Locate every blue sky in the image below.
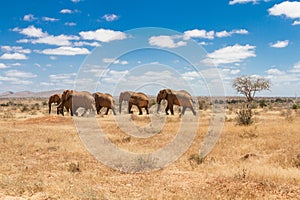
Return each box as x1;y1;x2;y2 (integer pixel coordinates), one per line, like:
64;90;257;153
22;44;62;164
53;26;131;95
0;0;300;96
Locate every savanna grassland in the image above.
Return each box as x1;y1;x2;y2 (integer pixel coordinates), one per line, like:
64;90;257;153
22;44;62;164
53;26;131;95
0;98;299;199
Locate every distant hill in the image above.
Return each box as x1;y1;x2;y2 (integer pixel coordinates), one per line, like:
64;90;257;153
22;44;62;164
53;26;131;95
0;90;64;98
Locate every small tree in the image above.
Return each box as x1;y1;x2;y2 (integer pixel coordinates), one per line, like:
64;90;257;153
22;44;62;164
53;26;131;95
232;75;270;125
233;76;270;103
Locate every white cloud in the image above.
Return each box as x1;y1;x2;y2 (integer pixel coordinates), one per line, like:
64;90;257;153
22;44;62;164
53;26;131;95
230;69;241;74
60;9;73;14
23;14;37;21
11;63;22;67
16;25;48;38
229;0;270;5
215;31;231;38
0;53;27;60
37;47;90;56
292;20;300;25
34;63;41;68
5;70;37;78
71;0;81;2
203;44;256;66
0;63;9;69
31;34;80;46
14;26;80;46
270;40;289;48
102;14;119;22
49;56;57;60
289;62;300;73
148;35;187;48
1;46;31;54
42;17;59;22
268;1;300;19
65;22;76;26
216;29;249;38
79;28;127;42
266;68;285;75
183;29;215;40
73;41;101;47
49;73;77;81
102;58;128;65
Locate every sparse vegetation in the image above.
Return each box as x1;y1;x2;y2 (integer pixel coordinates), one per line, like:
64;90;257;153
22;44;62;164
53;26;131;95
232;75;270;125
0;97;299;199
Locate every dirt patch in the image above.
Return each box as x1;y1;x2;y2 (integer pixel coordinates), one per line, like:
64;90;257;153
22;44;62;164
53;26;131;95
22;115;73;124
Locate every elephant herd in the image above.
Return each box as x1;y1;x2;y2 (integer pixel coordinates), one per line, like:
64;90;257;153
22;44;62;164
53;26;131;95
48;89;197;116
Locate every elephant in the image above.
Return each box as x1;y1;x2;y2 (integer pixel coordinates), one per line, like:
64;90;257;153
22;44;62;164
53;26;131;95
119;91;149;115
156;89;196;115
48;93;61;114
92;92;116;115
57;90;95;116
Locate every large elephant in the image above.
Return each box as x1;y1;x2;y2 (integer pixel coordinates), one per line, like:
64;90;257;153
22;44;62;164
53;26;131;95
156;89;196;115
119;91;149;115
48;93;61;114
92;92;116;115
57;90;95;116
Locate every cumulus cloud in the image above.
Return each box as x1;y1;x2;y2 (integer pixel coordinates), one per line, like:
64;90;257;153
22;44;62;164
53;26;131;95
184;28;248;40
0;53;28;60
23;14;37;21
148;35;187;48
266;68;285;75
31;35;80;46
292;20;300;25
15;25;47;38
183;29;215;40
268;1;300;19
79;28;127;42
37;47;90;56
270;40;289;48
0;63;9;69
102;14;119;22
14;26;80;46
1;46;31;54
203;44;256;66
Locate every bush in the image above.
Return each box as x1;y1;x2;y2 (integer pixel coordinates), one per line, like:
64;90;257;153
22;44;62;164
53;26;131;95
236;108;253;126
259;100;267;108
292;104;298;110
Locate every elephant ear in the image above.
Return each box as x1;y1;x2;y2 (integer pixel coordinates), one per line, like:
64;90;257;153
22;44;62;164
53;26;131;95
164;89;171;94
65;91;73;101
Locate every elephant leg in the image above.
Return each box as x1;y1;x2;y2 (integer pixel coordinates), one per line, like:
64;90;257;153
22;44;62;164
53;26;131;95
70;109;73;116
190;106;196;116
128;102;133;114
181;107;187;115
169;103;174;115
138;106;143;115
145;107;149;115
112;107;116;115
105;108;109;115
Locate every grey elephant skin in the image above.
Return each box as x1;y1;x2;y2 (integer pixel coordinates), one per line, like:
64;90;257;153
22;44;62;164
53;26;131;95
156;89;196;116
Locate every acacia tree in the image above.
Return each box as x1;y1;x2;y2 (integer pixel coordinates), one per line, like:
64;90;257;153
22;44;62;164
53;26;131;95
232;75;270;125
232;76;270;103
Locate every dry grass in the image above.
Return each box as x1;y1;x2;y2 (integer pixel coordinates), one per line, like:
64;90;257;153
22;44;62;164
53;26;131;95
0;99;299;199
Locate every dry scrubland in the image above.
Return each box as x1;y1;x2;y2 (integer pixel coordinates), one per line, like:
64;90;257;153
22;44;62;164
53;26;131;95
0;98;299;199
